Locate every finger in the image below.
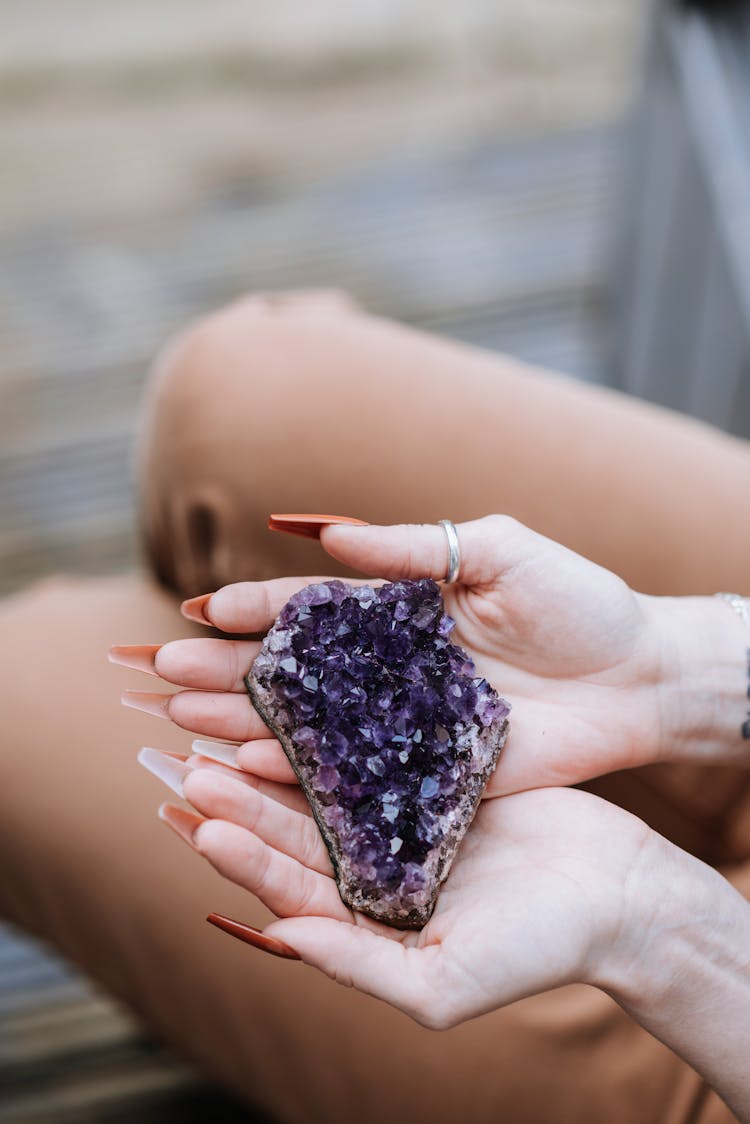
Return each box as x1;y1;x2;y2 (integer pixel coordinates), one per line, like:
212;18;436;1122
194;819;350;921
187;577;332;634
320;516;529;586
265;916;442;1025
187;755;311;816
167;690;271;741
154;639;260;692
192;738;298;784
236;739;297;783
183;769;332;875
187;574;376;634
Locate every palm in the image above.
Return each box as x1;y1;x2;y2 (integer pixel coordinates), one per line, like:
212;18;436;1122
179;766;648;1028
442;537;658;793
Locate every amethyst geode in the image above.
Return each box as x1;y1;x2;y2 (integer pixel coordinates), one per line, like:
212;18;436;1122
246;579;510;928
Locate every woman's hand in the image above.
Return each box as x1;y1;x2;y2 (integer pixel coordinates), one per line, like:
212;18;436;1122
116;516;747;794
159;762;656;1028
158;756;750;1122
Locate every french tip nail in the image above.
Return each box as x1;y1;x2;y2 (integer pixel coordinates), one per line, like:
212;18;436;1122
158;802;205;849
191;739;240;767
181;593;214;625
108;644;161;676
206;913;301;960
267;514;369;540
138;746;191;797
121;691;171;719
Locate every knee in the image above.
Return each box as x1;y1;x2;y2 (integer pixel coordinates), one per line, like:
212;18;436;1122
145;287;359;422
136;289;361;595
159;287;358;387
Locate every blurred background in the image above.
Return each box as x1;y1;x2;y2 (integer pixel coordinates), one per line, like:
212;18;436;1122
2;0;749;1119
0;0;641;599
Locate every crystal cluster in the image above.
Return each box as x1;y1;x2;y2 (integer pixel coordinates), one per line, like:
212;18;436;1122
246;579;510;928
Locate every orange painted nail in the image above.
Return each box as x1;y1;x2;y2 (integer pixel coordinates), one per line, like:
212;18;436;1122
158;803;206;851
108;644;161;676
206;912;301;960
268;514;368;540
181;593;214;625
121;691;172;719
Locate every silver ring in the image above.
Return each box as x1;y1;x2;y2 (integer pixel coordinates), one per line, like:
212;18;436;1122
438;519;461;583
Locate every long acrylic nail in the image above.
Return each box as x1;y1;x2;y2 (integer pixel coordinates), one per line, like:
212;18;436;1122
108;644;161;676
158;803;205;850
191;739;240;768
206;913;301;960
138;747;193;796
181;593;214;625
121;691;172;719
268;513;368;540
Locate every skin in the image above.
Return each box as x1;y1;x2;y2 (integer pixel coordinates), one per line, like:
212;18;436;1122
150;516;750;794
138;293;750;600
128;516;750;1120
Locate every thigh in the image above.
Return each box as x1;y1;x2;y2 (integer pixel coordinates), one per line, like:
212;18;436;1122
0;573;708;1124
138;292;750;599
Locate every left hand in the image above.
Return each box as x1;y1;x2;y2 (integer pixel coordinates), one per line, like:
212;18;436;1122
165;763;660;1029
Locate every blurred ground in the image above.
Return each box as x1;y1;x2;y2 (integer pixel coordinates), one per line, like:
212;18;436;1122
0;3;643;1120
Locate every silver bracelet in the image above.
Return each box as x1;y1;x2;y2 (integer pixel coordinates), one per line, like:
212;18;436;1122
715;592;750;628
715;592;750;739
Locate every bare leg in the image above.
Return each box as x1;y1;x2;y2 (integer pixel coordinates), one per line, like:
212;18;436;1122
0;575;727;1124
138;292;750;599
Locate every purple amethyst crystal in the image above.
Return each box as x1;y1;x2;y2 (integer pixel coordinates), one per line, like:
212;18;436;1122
246;579;510;929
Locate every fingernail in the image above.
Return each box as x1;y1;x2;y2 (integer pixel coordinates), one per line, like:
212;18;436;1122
108;644;161;676
206;912;301;960
268;514;368;540
191;739;239;768
158;803;205;850
121;691;172;719
138;747;194;796
181;593;214;625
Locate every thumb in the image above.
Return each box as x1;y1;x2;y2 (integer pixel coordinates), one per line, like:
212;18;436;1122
267;915;443;1026
320;515;527;586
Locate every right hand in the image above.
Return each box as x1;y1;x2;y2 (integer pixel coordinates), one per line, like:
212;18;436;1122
130;515;687;795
